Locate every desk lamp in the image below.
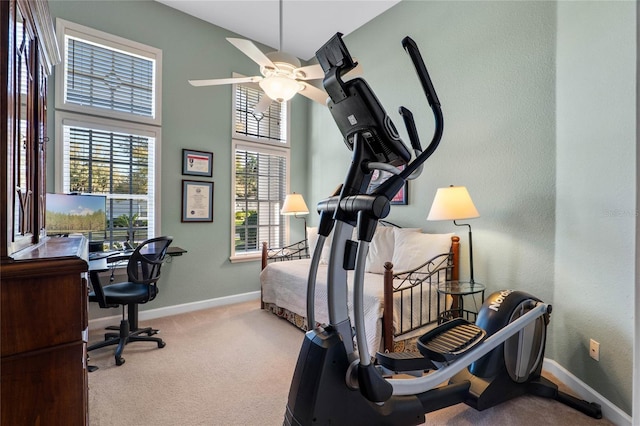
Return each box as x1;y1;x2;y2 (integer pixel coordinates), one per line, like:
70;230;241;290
427;185;480;284
281;193;309;246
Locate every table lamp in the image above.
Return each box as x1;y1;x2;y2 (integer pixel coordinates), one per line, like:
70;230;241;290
281;193;309;244
427;185;480;283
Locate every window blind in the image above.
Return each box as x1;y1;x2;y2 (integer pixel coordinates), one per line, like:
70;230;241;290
55;21;161;250
62;123;156;246
234;147;287;254
65;36;155;118
234;85;286;143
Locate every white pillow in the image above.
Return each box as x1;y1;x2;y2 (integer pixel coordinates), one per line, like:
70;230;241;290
392;231;454;274
362;226;422;273
363;226;396;274
307;226;333;264
307;227;319;258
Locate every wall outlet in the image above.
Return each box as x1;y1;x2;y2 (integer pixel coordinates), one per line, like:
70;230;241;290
589;338;600;361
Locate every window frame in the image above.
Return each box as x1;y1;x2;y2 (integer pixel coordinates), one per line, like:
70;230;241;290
231;74;290;149
230;80;291;262
53;19;162;248
54;18;163;126
54;111;162;241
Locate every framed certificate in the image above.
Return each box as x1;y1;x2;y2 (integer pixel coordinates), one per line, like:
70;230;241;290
181;180;214;222
182;149;213;177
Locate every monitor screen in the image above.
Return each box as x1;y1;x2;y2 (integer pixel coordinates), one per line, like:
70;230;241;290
45;193;107;240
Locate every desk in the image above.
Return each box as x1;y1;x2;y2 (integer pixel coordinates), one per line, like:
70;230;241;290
88;246;186;331
437;281;485;324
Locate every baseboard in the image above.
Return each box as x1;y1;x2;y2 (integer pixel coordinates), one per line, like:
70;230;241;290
543;358;632;425
88;291;261;330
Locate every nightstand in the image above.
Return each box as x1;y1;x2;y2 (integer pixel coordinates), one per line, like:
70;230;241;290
437;281;486;323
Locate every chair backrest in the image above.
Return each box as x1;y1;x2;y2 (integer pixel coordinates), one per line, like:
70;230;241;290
127;236;173;286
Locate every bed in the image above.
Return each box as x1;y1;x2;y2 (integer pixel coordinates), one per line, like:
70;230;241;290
260;226;460;353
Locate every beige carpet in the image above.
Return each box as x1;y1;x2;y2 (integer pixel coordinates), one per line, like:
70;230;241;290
87;300;612;425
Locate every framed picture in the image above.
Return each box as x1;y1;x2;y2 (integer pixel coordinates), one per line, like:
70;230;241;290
181;180;214;222
367;167;408;205
182;149;213;177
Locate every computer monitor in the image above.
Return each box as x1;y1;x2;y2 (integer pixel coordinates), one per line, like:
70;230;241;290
45;193;107;247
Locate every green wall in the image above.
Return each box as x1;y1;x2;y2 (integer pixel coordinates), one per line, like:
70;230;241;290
47;0;309;310
555;1;635;415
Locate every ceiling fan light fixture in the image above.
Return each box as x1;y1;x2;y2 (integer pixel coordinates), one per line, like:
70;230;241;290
259;75;301;102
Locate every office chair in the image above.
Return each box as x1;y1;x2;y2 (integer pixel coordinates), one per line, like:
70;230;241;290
88;236;173;366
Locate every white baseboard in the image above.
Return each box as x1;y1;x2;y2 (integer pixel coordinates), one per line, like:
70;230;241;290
88;291;261;330
543;358;632;425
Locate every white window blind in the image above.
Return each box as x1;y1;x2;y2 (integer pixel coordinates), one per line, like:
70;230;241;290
55;19;162;126
231;83;290;260
61;121;156;247
234;146;287;254
65;37;154;117
54;20;161;250
234;84;287;144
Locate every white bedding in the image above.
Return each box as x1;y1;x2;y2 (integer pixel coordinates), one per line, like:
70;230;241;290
260;258;441;352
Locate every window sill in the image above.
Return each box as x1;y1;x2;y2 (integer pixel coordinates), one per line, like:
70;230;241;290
229;253;261;264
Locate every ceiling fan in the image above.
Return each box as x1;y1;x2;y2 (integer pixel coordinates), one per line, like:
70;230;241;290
188;0;328;112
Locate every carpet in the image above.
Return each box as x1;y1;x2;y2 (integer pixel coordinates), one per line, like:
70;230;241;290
87;300;612;425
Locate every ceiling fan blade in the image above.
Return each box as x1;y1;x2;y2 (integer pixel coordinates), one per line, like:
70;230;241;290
227;38;276;69
293;63;324;80
292;61;362;81
298;82;329;105
252;94;273;115
189;76;262;87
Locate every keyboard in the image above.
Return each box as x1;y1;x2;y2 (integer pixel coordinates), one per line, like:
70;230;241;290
88;251;118;260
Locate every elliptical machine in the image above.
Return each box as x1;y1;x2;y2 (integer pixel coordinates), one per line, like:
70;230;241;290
284;33;602;425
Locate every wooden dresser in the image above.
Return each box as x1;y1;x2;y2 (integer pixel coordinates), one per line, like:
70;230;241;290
2;237;89;425
1;0;89;424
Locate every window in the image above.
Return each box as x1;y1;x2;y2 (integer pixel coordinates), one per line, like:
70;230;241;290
54;19;162;250
231;83;290;261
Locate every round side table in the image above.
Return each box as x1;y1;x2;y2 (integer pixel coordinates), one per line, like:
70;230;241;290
437;281;486;323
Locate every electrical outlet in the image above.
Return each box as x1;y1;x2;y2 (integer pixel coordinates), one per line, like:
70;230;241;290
589;339;600;361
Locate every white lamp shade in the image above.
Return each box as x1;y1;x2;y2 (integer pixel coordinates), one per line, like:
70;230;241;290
427;186;479;221
281;193;309;215
259;76;302;102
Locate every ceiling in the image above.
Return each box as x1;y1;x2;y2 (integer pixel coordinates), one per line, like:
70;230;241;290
155;0;401;61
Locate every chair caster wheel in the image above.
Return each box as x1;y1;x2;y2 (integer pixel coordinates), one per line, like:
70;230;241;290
158;341;166;348
116;357;125;366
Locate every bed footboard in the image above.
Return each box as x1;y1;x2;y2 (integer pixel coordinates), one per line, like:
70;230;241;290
382;235;460;352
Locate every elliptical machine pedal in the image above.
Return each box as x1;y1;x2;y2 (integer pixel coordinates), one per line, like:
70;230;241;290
418;318;486;363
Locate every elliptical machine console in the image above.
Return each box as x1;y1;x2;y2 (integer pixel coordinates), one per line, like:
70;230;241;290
284;33;602;426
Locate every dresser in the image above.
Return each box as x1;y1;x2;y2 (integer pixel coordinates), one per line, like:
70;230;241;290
2;237;89;425
1;0;89;424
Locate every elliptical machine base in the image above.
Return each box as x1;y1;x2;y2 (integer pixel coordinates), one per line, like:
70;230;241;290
285;326;426;426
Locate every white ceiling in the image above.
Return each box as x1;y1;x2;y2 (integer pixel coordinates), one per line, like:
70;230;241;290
155;0;401;61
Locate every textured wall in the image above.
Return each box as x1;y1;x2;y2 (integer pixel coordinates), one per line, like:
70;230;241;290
554;1;635;414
